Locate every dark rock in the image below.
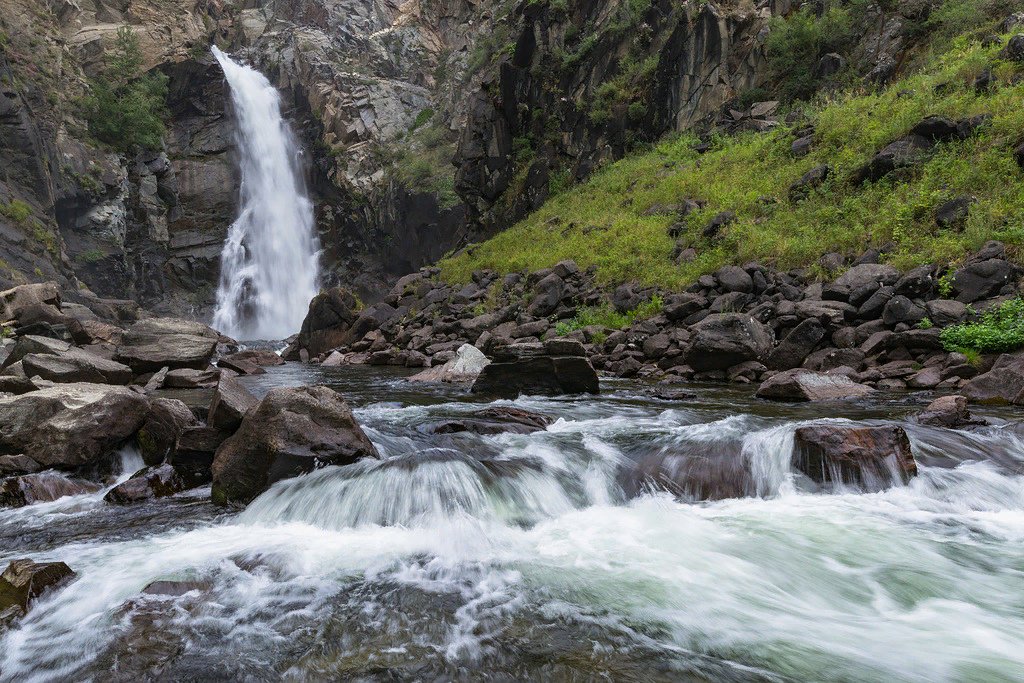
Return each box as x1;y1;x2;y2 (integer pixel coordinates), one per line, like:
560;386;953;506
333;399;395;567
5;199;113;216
207;375;258;432
791;135;814;157
702;210;735;239
916;395;986;428
544;338;587;357
104;464;187;504
792;425;917;488
936;195;974;230
115;318;219;373
471;355;600;398
727;361;765;383
882;296;926;326
0;559;75;618
815;52;846;78
857;286;895;320
212;386;380;505
171;426;232;486
1;471;101;508
716;265;753;293
999;34;1024;62
1014;141;1024;170
0;335;73;371
925;299;969;326
823;264;899;303
0;283;60;323
909;115;960;141
788;164;830;201
290;288;359;359
0;454;42;475
765;319;826;370
528;273;566;317
642;333;671;359
855;135;932;183
950;259;1019;303
892;265;935;299
684;313;773;371
962;353;1024;404
611;284;642;314
0;383;149;469
756;369;874;401
423;407;553;436
136;398;198;466
621;447;750;502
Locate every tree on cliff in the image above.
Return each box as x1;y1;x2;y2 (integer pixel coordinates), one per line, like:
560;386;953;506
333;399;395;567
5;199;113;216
80;26;168;152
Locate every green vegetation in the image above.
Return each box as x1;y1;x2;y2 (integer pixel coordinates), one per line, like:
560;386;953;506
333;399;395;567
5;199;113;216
555;295;663;335
393;118;459;209
0;199;31;223
941;298;1024;353
80;26;168;152
441;32;1024;288
76;248;106;264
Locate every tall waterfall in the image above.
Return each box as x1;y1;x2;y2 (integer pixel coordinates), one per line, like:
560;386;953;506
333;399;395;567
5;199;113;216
211;47;320;341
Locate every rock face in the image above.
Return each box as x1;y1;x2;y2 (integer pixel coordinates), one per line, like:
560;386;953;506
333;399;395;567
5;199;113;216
408;344;490;384
685;314;773;371
757;369;874;402
423;407;553;436
104;464;187;504
471;342;600;398
792;425;917;489
0;383;150;469
0;472;101;508
211;386;380;505
115;318;219;373
0;559;76;623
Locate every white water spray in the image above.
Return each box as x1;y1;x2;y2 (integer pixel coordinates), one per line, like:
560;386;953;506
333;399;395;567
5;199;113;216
211;47;320;341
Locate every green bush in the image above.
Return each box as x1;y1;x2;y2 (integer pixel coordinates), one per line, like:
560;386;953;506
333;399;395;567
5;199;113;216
765;4;857;102
80;26;168;152
0;199;31;223
555;295;663;335
941;298;1024;353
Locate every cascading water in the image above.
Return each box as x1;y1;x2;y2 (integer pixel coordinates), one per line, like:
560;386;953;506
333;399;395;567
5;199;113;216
210;47;320;341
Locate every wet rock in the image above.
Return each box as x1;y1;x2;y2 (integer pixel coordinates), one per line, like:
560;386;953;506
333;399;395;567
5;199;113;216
471;355;600;398
289;288;359;359
1;471;101;507
756;369;874;402
207;375;258;431
423;407;553;436
0;383;150;469
408;344;490;384
765;319;826;370
137;398;198;466
962;353;1024;404
104;464;187;505
622;447;751;501
216;356;265;376
792;425;917;488
916;395;986;428
684;313;773;372
212;386;380;505
0;559;76;620
21;348;133;385
171;426;231;486
116;318;219;373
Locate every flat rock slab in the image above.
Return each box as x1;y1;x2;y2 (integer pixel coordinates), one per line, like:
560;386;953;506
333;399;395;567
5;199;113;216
756;369;874;402
422;407;553;436
471;356;599;398
115;318;219;373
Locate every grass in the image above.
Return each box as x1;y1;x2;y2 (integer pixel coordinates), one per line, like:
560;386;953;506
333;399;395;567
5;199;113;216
941;297;1024;353
554;295;663;335
0;199;31;223
440;33;1024;288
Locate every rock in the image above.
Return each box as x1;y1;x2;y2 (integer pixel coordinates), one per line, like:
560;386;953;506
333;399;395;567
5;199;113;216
822;264;900;303
855;135;932;183
0;454;42;475
0;335;72;371
216;356;265;376
716;265;753;293
0;283;60;322
857;286;895;320
621;447;751;502
171;426;231;486
916;395;986;428
788;164;830;201
765;319;826;370
1;472;101;507
137;398;198;466
727;361;765;383
1015;140;1024;170
471;356;600;398
702;210;736;239
408;344;490;384
0;375;40;395
815;52;846;78
892;265;935;299
116;318;219;373
68;319;123;346
756;369;874;402
791;135;814;157
962;353;1024;404
21;348;133;385
291;288;360;359
211;386;380;505
684;313;773;371
909;115;961;141
906;366;942;389
0;559;75;619
925;299;969;327
935;195;974;230
207;375;258;431
529;273;568;317
950;259;1019;303
543;338;586;356
792;425;917;488
221;349;284;367
1000;34;1024;62
104;464;187;505
162;367;220;389
882;296;926;326
0;383;150;469
422;407;553;435
611;284;642;314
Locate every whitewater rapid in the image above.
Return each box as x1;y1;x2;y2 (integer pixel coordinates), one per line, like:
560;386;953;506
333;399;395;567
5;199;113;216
1;372;1023;682
211;47;320;341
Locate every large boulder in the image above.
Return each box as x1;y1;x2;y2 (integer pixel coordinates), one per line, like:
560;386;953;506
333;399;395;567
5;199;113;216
207;374;258;431
855;135;932;183
792;425;917;488
408;344;490;384
211;386;380;505
949;259;1019;303
21;348;133;385
684;314;773;371
0;283;60;322
171;426;232;486
0;559;76;623
1;472;101;508
0;383;150;469
104;464;187;505
470;342;599;398
0;335;72;371
136;398;199;466
764;319;826;370
115;318;219;373
916;395;986;429
290;288;359;359
962;353;1024;404
822;264;900;304
756;369;874;402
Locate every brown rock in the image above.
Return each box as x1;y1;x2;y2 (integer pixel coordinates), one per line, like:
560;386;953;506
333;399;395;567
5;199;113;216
104;464;187;504
756;369;874;402
793;425;917;488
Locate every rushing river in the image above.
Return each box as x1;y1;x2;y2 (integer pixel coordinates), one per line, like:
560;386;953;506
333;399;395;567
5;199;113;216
1;365;1023;682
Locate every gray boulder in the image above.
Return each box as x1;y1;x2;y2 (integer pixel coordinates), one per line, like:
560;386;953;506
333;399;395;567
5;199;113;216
962;353;1024;404
104;464;187;505
684;313;773;371
756;369;874;402
21;348;133;385
207;374;258;431
822;263;900;304
116;318;219;373
408;344;490;384
916;395;986;428
764;319;826;370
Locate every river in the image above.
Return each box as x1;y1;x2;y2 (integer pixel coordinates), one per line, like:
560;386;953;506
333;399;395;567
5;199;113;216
1;365;1023;682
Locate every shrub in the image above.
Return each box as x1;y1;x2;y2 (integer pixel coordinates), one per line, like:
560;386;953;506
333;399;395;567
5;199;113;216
0;199;31;223
941;298;1024;353
765;4;856;102
80;26;168;152
555;295;663;335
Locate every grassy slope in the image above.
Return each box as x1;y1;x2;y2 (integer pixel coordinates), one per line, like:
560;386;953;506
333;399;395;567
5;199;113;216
440;34;1024;288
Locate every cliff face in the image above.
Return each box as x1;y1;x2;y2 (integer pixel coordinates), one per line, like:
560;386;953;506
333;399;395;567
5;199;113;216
0;0;915;316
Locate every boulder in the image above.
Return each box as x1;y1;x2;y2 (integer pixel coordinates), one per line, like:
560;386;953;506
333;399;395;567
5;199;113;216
0;334;72;371
162;367;220;389
221;349;284;367
529;273;566;316
702;210;735;239
211;386;380;505
137;398;199;466
792;425;917;488
715;265;753;293
935;195;974;230
471;354;600;398
0;454;42;475
0;559;75;621
855;135;932;183
916;395;986;428
0;283;60;322
171;426;232;486
116;318;219;373
962;353;1024;404
925;299;969;327
1;472;101;507
764;319;826;370
756;369;874;401
68;318;123;346
288;287;360;359
1000;34;1024;62
822;264;900;304
21;348;133;385
788;164;831;201
882;296;926;326
207;374;258;431
422;407;553;436
621;447;751;502
408;344;490;384
216;356;265;376
950;259;1019;303
104;464;187;505
684;313;773;371
0;383;150;469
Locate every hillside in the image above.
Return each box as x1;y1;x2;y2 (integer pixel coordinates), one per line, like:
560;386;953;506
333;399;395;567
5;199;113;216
440;19;1024;289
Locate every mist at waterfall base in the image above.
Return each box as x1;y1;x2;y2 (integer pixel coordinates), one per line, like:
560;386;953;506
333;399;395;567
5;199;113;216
2;369;1023;682
211;47;320;342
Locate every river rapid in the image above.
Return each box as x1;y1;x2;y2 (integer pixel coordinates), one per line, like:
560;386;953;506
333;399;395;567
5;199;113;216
1;365;1023;682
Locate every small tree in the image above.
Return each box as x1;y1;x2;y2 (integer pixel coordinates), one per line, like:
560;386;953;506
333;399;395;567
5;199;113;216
81;26;168;152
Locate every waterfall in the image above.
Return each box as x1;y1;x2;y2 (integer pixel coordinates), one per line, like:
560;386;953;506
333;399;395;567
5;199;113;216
211;47;320;341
